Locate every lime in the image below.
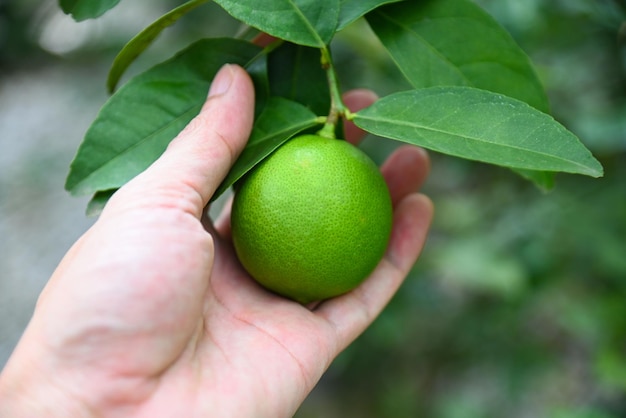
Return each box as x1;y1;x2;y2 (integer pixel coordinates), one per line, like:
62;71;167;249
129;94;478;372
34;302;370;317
231;134;392;304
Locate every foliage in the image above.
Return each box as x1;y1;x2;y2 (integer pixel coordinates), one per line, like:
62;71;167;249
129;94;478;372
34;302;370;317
60;0;603;212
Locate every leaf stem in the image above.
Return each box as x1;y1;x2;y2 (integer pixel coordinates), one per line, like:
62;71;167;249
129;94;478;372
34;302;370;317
317;47;347;139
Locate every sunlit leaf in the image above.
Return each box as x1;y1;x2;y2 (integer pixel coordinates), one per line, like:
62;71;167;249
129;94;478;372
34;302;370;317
354;87;603;177
59;0;121;21
212;97;321;201
367;0;550;112
213;0;340;47
107;0;209;93
65;38;261;196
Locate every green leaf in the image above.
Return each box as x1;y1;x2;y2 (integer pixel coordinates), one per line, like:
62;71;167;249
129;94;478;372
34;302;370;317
247;55;271;119
86;189;117;217
213;0;340;47
107;0;209;93
268;42;329;116
60;0;121;21
337;0;403;31
65;38;261;196
354;87;604;177
367;0;550;113
512;168;555;190
212;97;321;201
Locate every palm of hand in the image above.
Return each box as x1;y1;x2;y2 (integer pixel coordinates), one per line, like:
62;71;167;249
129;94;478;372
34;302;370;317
40;203;333;417
34;196;388;417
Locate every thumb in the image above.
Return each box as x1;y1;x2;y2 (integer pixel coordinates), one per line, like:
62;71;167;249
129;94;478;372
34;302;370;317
106;64;255;218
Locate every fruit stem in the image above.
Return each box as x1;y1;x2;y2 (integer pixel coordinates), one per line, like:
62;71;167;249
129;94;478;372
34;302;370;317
318;47;348;139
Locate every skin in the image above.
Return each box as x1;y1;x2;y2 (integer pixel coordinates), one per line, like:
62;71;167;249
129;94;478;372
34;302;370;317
0;64;433;418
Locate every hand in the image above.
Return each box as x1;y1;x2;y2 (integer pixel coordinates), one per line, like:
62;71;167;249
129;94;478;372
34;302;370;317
0;65;433;417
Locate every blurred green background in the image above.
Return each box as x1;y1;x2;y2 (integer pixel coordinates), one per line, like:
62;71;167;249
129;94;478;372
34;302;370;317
1;1;625;417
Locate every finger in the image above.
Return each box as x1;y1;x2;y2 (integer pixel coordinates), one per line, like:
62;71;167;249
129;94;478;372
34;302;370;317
315;193;434;352
106;65;255;219
342;89;378;145
381;145;431;206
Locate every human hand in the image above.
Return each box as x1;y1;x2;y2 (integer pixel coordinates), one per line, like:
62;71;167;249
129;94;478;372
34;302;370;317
0;65;433;417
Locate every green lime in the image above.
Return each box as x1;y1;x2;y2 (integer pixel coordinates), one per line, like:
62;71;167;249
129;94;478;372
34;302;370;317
231;134;392;304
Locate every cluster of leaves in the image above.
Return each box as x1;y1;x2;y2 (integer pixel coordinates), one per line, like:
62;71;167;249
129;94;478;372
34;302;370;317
59;0;603;215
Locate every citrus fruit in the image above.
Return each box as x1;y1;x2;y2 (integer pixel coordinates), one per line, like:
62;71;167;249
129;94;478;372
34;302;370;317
231;134;393;304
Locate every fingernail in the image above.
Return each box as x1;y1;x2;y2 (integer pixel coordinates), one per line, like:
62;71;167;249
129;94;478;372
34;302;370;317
208;64;234;97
